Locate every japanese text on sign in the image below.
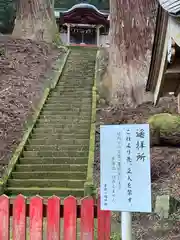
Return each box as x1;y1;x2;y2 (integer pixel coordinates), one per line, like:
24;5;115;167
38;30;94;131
100;124;151;213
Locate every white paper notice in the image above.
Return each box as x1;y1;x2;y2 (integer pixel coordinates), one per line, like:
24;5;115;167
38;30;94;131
100;124;152;213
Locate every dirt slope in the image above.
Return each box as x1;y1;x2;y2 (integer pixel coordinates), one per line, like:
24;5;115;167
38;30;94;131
0;36;64;176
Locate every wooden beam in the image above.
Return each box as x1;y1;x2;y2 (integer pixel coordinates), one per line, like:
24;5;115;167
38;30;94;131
146;6;169;92
154;19;169;104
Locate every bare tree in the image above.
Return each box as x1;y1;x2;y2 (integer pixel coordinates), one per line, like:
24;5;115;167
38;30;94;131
13;0;60;43
108;0;157;108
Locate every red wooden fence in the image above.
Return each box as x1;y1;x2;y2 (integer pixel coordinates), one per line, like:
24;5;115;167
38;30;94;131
0;195;111;240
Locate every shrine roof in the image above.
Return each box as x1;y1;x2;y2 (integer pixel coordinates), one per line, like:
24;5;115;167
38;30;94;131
158;0;180;16
57;3;109;25
63;3;108;15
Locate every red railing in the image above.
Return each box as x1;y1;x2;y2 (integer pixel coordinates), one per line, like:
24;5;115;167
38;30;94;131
0;195;111;240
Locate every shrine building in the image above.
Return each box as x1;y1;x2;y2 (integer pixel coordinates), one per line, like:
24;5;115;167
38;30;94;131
54;3;109;46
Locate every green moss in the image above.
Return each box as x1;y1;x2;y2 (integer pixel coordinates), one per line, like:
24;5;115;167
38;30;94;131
84;64;97;196
148;113;180;133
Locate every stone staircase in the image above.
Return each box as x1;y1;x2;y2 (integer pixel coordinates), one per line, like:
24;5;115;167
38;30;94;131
5;47;96;197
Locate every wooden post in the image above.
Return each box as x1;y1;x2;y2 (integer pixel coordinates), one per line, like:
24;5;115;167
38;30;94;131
178;94;180;113
96;25;100;46
67;24;70;45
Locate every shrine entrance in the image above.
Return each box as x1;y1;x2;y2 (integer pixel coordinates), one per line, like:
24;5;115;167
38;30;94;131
70;26;96;45
58;3;109;46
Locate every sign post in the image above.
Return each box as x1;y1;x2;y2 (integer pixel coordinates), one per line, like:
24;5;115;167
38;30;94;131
100;124;151;239
121;212;132;240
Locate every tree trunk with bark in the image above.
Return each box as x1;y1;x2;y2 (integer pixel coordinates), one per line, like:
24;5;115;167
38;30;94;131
13;0;60;43
108;0;158;108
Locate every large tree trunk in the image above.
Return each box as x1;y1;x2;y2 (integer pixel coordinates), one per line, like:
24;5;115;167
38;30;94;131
108;0;158;108
13;0;60;43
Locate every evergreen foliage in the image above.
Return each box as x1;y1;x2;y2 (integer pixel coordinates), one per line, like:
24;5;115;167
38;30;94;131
0;0;15;33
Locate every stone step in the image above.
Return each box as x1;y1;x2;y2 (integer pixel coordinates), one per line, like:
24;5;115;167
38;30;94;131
37;115;90;121
5;187;84;197
49;91;92;97
40;111;91;116
37;117;90;122
15;164;87;172
56;86;92;90
41;107;91;113
23;150;88;158
36;118;90;124
59;75;93;79
25;145;89;152
45;99;92;105
11;171;86;180
32;127;90;134
53;87;92;92
42;105;91;111
44;103;91;107
46;97;92;102
28;138;89;145
46;100;92;106
34;123;90;129
30;132;89;139
7;179;85;189
19;157;87;165
58;81;93;85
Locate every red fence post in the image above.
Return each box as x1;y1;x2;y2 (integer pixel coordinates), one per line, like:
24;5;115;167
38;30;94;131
47;196;60;240
0;195;9;240
81;197;94;240
0;194;112;240
29;196;43;240
13;194;26;240
97;198;111;240
64;196;77;240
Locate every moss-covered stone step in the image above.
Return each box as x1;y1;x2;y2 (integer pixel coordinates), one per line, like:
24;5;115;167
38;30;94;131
59;79;93;83
7;179;85;188
35;119;90;125
41;109;91;115
46;99;92;105
25;145;89;151
23;150;88;158
15;164;87;172
19;157;87;165
11;171;86;179
49;92;92;97
46;101;91;106
45;101;91;106
37;117;90;122
53;88;92;93
37;115;90;121
34;123;90;130
49;89;92;94
30;133;89;139
42;106;91;111
39;111;91;117
6;187;84;197
28;138;89;145
33;127;90;134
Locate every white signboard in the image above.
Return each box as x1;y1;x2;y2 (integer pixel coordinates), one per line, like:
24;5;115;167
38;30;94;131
100;124;152;213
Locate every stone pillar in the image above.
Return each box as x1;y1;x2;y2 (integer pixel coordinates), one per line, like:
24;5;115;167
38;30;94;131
96;25;100;46
67;24;70;45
